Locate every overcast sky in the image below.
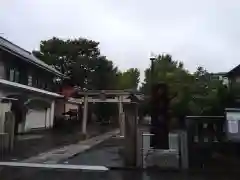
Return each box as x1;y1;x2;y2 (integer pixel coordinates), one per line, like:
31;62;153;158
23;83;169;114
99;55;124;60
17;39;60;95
1;0;240;80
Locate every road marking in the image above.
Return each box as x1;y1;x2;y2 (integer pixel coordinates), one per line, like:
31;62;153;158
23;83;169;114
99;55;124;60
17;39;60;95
0;162;108;171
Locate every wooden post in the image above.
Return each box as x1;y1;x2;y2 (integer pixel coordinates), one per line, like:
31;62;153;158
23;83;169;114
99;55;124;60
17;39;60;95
82;95;88;135
123;103;138;167
4;112;15;151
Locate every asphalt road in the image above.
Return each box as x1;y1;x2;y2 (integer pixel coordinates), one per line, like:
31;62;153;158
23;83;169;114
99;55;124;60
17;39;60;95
60;137;124;167
1;166;239;180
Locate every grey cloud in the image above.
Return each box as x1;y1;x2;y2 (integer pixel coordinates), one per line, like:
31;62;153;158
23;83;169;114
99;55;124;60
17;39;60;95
1;0;240;81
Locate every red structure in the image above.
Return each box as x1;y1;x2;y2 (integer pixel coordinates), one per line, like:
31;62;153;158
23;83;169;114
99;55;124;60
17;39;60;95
61;85;76;98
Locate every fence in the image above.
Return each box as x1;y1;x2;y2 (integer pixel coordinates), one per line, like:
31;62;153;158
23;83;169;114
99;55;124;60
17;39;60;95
134;116;227;170
185;116;226;168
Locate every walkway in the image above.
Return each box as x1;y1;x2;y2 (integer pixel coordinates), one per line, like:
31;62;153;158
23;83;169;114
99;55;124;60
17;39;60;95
1;124;116;161
23;129;119;163
60;136;124;167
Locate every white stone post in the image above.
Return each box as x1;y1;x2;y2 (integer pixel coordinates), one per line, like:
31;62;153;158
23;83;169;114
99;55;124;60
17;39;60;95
179;130;189;169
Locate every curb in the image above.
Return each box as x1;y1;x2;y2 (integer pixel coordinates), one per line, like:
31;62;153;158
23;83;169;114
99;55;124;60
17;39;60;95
108;166;181;172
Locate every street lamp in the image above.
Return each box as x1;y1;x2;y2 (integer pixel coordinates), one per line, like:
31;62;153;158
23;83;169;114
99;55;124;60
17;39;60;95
150;53;156;86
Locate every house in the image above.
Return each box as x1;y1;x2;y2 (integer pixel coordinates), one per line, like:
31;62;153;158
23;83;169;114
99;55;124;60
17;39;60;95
210;72;229;86
227;65;240;84
221;64;240;107
0;36;64;133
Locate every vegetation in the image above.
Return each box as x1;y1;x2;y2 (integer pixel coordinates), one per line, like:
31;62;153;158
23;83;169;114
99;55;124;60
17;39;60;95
33;37;140;90
34;37;230;122
140;54;230;118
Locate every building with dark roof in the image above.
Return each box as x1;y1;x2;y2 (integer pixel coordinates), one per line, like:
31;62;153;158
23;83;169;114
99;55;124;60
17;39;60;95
0;36;64;133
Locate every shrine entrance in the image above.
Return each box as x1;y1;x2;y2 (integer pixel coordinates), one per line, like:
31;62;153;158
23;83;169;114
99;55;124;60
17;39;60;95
69;90;143;137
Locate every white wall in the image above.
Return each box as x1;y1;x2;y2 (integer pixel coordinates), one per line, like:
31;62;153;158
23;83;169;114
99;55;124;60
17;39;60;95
65;103;78;112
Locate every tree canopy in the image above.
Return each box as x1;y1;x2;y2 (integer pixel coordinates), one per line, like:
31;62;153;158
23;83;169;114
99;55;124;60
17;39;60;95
140;54;229;117
34;37;230;118
33;37;139;90
117;68;140;90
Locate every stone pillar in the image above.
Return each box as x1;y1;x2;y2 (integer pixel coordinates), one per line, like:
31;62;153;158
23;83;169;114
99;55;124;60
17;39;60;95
136;128;144;168
82;95;88;135
150;83;169;149
123;103;138;167
118;96;124;136
179;130;189;169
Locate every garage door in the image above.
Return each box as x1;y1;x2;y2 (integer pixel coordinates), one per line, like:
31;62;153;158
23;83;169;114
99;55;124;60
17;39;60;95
25;109;46;130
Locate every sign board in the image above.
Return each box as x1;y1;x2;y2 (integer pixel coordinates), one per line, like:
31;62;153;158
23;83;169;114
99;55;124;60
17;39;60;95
226;109;240;142
226;112;240;134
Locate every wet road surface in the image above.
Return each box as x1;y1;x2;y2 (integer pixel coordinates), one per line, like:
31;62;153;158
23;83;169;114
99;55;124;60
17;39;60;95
60;137;124;167
0;166;239;180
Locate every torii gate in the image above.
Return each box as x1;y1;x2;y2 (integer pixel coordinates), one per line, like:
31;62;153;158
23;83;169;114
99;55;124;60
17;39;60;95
68;90;143;137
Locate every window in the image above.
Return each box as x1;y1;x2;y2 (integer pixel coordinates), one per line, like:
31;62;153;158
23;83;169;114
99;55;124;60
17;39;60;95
28;75;32;86
15;70;19;83
236;77;240;83
9;69;14;81
9;68;20;83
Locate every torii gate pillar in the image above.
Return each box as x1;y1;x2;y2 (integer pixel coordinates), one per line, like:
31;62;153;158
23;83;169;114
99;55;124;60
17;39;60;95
118;95;125;137
82;95;88;135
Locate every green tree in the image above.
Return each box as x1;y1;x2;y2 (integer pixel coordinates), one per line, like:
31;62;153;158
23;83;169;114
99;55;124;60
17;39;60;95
34;37;141;124
141;54;193;116
140;54;229;119
117;68;140;90
190;67;229;115
33;37;118;90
